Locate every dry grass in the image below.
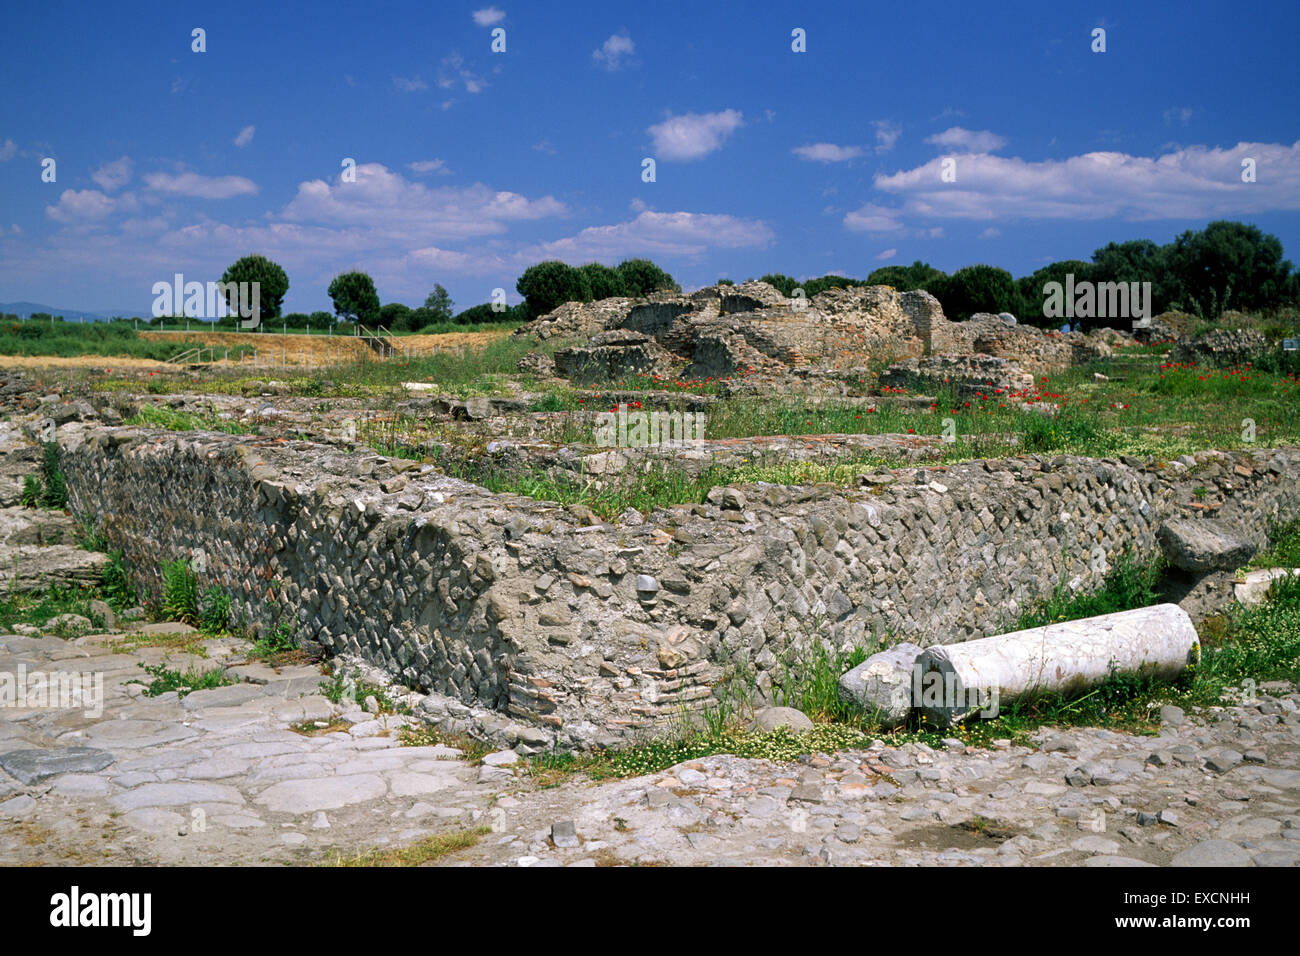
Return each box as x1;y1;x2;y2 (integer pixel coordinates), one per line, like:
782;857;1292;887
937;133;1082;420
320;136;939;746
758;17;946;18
320;826;491;867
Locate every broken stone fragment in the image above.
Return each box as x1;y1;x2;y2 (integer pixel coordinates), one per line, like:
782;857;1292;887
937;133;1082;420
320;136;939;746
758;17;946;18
1157;517;1256;572
836;643;923;728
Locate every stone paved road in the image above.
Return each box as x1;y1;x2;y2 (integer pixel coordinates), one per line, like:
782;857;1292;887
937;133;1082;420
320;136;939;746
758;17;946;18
2;630;1298;866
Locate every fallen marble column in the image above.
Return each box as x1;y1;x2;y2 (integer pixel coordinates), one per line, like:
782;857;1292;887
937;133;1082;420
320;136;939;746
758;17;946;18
915;604;1201;727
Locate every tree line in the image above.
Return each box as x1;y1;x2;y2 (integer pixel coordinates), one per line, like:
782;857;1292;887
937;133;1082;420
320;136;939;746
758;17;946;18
8;220;1291;334
758;221;1299;330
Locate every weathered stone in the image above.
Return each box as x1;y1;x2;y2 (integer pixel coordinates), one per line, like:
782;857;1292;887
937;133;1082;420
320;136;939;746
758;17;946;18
1157;518;1256;572
837;643;922;727
748;707;814;734
0;747;116;784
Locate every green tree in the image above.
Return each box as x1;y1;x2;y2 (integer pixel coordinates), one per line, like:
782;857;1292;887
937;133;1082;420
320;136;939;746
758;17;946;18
759;273;799;297
865;260;945;291
1163;221;1293;317
327;271;381;325
802;274;864;297
925;264;1017;321
1089;240;1174;315
516;261;591;319
616;258;679;297
379;302;413;332
422;284;454;323
1014;260;1096;328
576;263;627;301
308;310;335;331
220;254;289;320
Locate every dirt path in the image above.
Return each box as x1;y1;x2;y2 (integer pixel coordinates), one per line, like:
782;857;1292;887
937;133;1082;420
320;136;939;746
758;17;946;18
0;329;509;371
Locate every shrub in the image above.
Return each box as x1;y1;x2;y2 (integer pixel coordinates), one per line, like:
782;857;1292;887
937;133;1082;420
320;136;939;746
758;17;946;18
759;273;799;297
161;559;199;625
199;586;231;634
101;550;137;610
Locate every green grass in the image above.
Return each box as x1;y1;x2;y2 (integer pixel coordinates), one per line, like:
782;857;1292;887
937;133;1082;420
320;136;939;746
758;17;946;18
1014;550;1164;630
0;318;211;360
770;640;870;726
125;403;257;435
0;583;104;634
130;660;232;699
248;618;298;658
319;672;411;715
1250;518;1300;570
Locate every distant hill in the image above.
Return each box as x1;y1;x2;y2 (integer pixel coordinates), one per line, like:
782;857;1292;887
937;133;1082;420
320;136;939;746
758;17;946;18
0;301;152;322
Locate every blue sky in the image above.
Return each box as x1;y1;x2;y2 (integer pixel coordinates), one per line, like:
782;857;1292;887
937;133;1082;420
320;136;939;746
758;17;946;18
1;0;1297;316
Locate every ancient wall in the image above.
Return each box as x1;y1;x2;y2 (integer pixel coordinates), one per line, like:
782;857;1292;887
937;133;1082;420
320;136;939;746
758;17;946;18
59;423;1300;749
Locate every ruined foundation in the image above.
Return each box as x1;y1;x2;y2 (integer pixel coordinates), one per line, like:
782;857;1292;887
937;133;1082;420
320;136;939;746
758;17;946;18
58;423;1300;749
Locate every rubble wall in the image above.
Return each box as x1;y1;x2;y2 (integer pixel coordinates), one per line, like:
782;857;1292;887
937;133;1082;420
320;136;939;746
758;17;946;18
59;425;1300;748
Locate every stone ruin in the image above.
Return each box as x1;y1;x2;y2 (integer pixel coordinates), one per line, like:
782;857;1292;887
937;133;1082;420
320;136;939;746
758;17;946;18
55;421;1300;751
516;280;1128;392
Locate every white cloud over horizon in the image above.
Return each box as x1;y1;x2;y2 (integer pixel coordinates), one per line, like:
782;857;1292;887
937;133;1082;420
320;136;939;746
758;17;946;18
873;140;1300;221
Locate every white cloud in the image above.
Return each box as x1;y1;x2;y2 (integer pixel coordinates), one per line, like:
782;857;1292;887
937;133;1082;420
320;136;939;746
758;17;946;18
143;171;257;199
526;209;774;261
472;7;505;26
407;159;451;175
1164;107;1194;126
46;189;116;223
876;248;898;261
647;110;743;161
793;143;863;163
874;121;902;153
439;53;485;95
0;139;17;161
593;32;635;70
279;163;565;240
91;156;133;192
979;227;1001;238
843;203;903;233
393;75;428;93
925;127;1007;153
234;125;256;147
874;141;1300;221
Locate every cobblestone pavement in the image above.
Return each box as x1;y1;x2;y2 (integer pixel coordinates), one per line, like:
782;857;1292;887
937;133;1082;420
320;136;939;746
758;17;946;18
2;629;1297;867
